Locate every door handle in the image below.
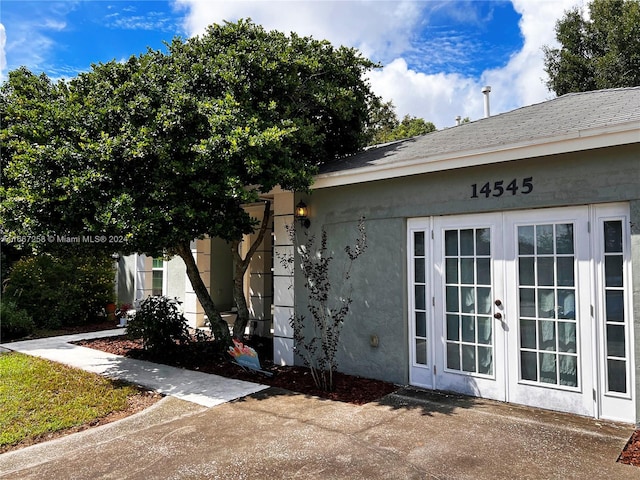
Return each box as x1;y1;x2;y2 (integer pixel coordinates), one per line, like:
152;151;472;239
494;312;502;320
495;299;502;307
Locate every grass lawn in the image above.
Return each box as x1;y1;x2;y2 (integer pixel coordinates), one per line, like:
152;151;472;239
0;352;140;450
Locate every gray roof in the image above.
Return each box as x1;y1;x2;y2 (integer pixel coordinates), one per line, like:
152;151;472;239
320;87;640;176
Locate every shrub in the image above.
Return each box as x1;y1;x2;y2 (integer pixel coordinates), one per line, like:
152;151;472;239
3;254;115;329
0;300;35;341
126;296;191;354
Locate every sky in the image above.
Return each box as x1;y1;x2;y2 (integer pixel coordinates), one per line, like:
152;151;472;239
1;0;587;128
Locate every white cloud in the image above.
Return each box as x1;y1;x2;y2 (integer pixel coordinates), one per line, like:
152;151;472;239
173;0;584;128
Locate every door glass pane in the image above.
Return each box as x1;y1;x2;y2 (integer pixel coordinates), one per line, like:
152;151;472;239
476;228;491;255
602;220;627;394
518;226;534;254
519;257;535;285
415;339;427;365
414;231;425;256
415;258;425;283
605;256;623;287
518;222;578;388
460;229;474;255
477;258;490;285
605;291;624;322
415;285;426;311
415;312;426;338
555;224;574;254
604;221;623;253
536;225;554;254
537;257;554;286
443;227;493;376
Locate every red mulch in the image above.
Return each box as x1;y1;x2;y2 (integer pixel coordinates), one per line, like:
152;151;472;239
74;334;398;405
619;430;640;466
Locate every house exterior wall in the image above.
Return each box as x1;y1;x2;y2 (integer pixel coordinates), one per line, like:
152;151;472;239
297;144;639;387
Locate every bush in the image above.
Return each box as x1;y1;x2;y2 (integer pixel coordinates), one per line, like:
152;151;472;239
3;254;115;329
126;296;191;354
0;300;35;340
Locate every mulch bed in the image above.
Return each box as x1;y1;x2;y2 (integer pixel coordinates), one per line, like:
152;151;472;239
74;334;399;405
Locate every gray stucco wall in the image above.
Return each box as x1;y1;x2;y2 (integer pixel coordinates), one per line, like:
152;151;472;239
295;144;639;385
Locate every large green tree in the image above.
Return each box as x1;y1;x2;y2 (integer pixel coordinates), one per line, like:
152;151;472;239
366;100;435;146
543;0;640;95
1;20;379;344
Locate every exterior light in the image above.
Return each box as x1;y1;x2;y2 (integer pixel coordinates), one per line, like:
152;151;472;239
295;201;310;228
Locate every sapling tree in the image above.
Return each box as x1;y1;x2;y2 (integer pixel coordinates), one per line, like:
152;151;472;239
283;218;367;391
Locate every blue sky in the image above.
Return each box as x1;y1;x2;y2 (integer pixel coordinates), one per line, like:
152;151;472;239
0;1;583;128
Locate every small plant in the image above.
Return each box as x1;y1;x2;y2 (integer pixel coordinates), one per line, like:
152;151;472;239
0;300;35;341
125;296;191;354
281;217;367;391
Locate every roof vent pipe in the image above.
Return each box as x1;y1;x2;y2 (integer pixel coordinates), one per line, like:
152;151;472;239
455;115;461;126
482;86;491;118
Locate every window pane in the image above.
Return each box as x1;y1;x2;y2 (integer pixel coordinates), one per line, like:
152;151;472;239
519;257;535;286
152;271;163;296
414;231;425;256
415;339;427;365
460;229;474;256
447;315;459;341
415;312;427;338
606;290;624;322
415;285;426;311
559;355;577;387
537;257;554;286
447;343;460;370
520;319;536;349
152;258;163;269
521;351;537;381
477;258;491;285
604;221;623;253
555;224;574;254
461;315;475;342
605;256;623;287
446;258;458;283
607;324;626;358
414;258;425;283
518;226;534;254
462;344;476;372
608;359;627;393
445;230;458;256
536;225;554;254
476;228;490;255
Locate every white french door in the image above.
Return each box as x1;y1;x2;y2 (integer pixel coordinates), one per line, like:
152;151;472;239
408;204;634;422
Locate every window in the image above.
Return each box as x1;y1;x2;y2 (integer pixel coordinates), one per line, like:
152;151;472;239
152;257;164;296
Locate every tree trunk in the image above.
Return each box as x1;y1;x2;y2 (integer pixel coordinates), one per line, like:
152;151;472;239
231;200;272;339
175;241;232;346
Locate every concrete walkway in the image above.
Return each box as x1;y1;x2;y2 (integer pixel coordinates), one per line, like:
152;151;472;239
1;332;638;479
3;330;268;407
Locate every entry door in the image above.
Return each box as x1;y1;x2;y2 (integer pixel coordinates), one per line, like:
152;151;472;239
503;208;594;417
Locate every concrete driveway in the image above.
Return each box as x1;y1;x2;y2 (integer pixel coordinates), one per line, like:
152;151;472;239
1;387;636;479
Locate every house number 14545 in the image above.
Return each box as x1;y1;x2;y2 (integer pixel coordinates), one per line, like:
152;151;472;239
471;177;533;198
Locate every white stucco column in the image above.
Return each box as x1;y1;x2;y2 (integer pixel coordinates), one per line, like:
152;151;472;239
272;191;296;365
183;238;211;329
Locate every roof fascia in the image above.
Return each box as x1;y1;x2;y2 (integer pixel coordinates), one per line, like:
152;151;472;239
312;122;639;190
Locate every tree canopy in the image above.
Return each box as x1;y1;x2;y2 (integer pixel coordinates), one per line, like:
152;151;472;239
1;19;380;343
366;100;435;145
543;0;640;95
